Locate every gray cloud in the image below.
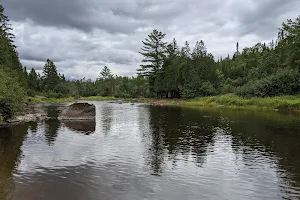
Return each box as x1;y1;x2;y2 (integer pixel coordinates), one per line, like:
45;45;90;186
234;0;300;38
2;0;300;79
3;0;148;34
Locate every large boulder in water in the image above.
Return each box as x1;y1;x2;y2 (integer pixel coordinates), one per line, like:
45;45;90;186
58;103;95;120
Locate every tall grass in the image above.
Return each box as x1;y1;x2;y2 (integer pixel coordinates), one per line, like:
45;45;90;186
27;97;76;103
179;94;300;110
26;95;300;111
79;96;116;101
27;96;117;103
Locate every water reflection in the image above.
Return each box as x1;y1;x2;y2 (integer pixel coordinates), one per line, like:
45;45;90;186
223;110;300;194
99;103;113;135
44;119;60;146
0;124;28;200
28;121;38;133
0;103;300;200
144;106;217;175
63;120;96;135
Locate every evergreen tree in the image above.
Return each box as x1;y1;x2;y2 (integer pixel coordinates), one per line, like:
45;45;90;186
138;29;167;76
0;3;14;43
236;42;240;55
42;59;60;91
0;2;26;121
28;68;39;92
96;66;114;96
99;66;113;80
181;41;191;57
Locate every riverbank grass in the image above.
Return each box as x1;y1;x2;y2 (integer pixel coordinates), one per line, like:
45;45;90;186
27;97;76;103
26;95;300;111
173;94;300;110
27;96;117;103
79;96;116;101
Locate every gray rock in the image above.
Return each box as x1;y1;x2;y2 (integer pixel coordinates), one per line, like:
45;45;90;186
1;106;47;127
58;103;95;120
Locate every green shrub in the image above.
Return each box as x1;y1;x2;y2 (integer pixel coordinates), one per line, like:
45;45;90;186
237;68;300;97
46;91;68;98
221;84;235;94
27;89;36;97
0;69;26;118
198;81;217;96
182;88;197;99
0;99;13;121
182;81;217;99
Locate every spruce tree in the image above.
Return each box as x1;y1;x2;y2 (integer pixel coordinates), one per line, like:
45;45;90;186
28;68;39;91
99;66;113;80
42;59;60;91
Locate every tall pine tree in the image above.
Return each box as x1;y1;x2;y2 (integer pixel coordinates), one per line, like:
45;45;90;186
138;29;167;76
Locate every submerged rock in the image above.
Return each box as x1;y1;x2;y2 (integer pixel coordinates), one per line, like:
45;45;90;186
58;103;95;120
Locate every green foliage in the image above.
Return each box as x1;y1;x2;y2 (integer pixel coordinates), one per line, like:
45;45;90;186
99;66;113;80
217;16;300;99
42;59;61;91
27;96;75;103
138;29;167;76
0;69;26;117
0;3;27;121
79;96;116;101
177;94;300;111
0;98;12;121
27;68;40;94
237;68;300;97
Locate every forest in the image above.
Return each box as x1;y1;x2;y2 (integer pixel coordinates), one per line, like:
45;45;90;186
1;1;300;121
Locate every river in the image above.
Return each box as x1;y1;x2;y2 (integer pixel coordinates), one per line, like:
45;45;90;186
0;101;300;200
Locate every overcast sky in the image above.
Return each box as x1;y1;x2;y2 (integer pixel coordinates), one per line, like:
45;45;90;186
2;0;300;80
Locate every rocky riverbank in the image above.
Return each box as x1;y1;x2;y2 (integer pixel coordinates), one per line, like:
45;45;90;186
0;102;97;128
0;104;48;127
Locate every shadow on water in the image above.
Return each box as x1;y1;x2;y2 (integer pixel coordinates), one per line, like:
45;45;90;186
44;119;61;146
140;105;300;196
184;107;300;196
142;106;218;175
28;121;38;133
63;120;96;135
0;124;28;200
217;108;300;192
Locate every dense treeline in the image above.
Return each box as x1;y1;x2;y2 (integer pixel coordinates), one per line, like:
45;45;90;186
26;64;149;99
32;16;299;100
0;3;27;121
1;0;299;121
138;18;300;98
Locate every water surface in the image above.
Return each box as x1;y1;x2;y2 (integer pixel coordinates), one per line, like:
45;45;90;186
1;102;300;200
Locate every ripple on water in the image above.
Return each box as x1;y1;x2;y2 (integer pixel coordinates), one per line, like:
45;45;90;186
0;102;299;200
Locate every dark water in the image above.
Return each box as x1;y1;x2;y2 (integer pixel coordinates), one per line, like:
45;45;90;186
1;102;300;200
